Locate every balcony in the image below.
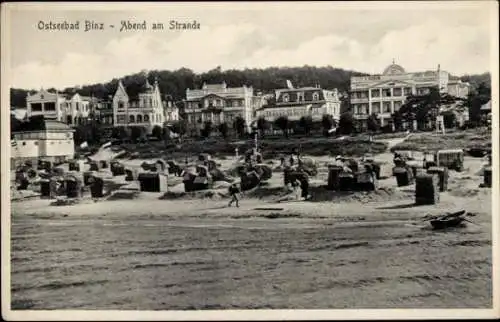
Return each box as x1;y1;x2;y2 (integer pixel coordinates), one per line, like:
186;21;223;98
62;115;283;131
350;97;370;104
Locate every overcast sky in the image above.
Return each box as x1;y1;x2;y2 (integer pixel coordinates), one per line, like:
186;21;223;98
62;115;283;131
5;1;497;89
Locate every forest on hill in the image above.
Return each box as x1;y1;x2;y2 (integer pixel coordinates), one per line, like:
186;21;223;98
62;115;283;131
10;66;491;109
10;66;368;107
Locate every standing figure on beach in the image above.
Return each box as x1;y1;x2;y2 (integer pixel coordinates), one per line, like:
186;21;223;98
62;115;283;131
228;182;241;208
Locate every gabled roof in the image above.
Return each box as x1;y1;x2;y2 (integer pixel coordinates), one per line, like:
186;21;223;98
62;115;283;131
26;89;65;101
114;80;129;99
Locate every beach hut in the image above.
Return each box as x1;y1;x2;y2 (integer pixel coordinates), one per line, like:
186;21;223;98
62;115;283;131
137;172;168;192
182;171;197;192
338;171;356;191
125;168;138;181
39;179;51;198
50;176;65;197
241;170;260;191
483;166;492;188
64;175;83;198
196;165;209;177
15;171;29;190
88;175;104;198
110;162;126;176
427;166;449;192
356;171;377;191
89;161;100;171
415;173;440;205
69;160;85;172
393;166;414;187
327;165;343;190
83;171;94;186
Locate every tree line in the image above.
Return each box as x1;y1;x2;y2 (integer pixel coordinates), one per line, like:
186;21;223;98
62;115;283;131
11;65;370;107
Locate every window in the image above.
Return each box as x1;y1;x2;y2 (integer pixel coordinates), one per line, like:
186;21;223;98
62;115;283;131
31;103;42;111
371;89;380;98
44;102;55;111
393;88;402;96
144;115;150;122
117;115;126;124
372;102;381;114
360;104;368;115
283;94;289;102
129;115;135;123
382;89;391;97
394;101;402;111
404;87;412;96
312;92;319;101
383;102;391;113
137;115;143;123
118;102;124;109
76;102;80;111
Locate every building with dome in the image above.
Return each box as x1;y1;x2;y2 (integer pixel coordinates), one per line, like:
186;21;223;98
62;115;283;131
350;61;469;130
112;78;170;134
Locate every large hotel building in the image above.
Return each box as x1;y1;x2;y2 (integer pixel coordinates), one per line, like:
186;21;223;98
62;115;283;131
183;82;261;136
350;61;470;129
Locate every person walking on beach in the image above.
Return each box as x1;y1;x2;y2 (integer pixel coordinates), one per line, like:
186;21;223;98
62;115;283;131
228;182;241;208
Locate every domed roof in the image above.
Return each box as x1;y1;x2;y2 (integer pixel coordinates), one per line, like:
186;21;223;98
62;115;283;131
383;61;406;75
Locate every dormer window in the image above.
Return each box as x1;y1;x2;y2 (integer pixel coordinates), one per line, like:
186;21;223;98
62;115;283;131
283;94;289;103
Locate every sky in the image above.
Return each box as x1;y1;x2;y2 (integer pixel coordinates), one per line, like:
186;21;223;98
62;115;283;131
5;1;497;90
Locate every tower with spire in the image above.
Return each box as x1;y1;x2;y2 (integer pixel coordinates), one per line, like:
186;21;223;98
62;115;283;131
112;75;171;135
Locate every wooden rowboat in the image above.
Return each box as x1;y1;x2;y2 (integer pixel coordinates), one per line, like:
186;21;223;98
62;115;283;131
430;216;465;229
429;210;467;229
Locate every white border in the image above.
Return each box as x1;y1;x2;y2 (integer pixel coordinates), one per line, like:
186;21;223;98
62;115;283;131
1;1;499;320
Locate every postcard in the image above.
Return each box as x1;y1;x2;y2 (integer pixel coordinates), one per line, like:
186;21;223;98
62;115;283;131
1;1;499;320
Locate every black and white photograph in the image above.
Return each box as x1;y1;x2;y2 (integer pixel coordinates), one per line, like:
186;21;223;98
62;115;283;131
1;1;499;320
